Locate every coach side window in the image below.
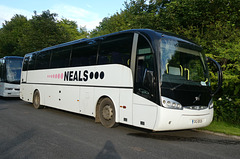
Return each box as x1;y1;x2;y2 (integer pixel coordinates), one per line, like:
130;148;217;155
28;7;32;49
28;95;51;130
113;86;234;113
35;51;51;70
51;47;71;68
28;53;36;70
98;33;133;67
22;56;29;71
71;40;98;67
0;59;3;81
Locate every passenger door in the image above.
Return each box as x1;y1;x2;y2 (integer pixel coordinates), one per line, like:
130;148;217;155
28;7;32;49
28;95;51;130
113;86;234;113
132;34;158;129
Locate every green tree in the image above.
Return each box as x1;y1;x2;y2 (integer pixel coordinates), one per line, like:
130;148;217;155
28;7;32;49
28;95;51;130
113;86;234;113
0;14;28;57
0;10;88;57
57;19;87;40
19;10;68;53
78;26;90;39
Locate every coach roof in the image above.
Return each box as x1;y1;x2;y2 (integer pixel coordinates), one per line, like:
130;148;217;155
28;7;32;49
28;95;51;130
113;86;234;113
38;29;200;53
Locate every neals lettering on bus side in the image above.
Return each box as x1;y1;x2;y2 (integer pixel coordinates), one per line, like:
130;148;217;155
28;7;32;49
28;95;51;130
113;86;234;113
64;70;89;81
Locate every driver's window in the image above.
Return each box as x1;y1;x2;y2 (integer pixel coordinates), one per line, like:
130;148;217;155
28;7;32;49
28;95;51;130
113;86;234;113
134;35;155;101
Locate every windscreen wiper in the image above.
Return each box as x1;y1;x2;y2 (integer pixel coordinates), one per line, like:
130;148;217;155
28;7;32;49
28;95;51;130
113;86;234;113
170;83;184;91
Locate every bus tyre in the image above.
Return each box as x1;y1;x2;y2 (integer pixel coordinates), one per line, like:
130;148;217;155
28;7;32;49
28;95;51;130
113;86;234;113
33;90;43;109
99;98;117;128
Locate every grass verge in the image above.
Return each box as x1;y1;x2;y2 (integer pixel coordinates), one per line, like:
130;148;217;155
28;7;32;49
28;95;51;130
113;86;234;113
198;120;240;136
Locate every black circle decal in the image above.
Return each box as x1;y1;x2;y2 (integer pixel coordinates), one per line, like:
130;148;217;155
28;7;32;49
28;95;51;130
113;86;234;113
90;72;94;79
100;71;104;79
95;72;99;79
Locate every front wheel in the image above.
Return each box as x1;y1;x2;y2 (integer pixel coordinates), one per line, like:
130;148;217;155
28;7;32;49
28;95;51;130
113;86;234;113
33;90;43;109
99;98;117;128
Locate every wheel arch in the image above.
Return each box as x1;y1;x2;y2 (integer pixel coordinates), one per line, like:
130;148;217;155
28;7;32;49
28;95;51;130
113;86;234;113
32;89;44;109
33;89;39;103
95;95;118;123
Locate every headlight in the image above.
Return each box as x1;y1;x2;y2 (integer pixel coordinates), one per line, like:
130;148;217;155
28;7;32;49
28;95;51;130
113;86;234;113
161;96;182;110
208;98;214;109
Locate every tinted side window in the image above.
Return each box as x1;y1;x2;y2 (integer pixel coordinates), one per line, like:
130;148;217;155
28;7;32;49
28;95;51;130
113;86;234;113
28;54;36;70
22;56;29;71
0;59;3;81
71;40;98;67
98;33;133;67
51;47;71;68
35;51;51;69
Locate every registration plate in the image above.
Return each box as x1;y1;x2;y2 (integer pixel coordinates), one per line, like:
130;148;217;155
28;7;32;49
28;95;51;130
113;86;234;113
192;119;203;124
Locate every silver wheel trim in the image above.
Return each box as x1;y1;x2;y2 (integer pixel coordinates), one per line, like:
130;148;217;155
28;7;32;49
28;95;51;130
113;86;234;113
102;105;113;120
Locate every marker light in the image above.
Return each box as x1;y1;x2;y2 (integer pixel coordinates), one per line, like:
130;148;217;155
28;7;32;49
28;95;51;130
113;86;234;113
161;96;182;110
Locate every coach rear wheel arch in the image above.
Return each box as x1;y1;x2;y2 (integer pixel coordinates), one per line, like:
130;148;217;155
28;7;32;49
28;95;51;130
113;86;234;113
33;89;43;109
98;97;117;128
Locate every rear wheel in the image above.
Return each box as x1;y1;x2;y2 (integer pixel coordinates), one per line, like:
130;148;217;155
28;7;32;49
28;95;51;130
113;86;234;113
99;98;116;128
33;90;43;109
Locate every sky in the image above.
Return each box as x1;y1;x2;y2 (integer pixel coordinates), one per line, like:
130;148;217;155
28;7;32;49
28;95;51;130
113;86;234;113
0;0;128;31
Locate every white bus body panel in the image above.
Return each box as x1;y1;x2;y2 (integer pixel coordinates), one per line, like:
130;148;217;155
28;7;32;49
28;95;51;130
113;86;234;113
22;65;133;88
0;82;20;97
21;71;27;83
20;64;213;131
119;89;133;124
20;64;133;124
133;94;158;129
153;107;213;131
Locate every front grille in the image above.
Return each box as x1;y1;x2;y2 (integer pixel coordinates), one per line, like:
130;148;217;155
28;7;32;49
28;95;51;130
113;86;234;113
184;106;208;110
